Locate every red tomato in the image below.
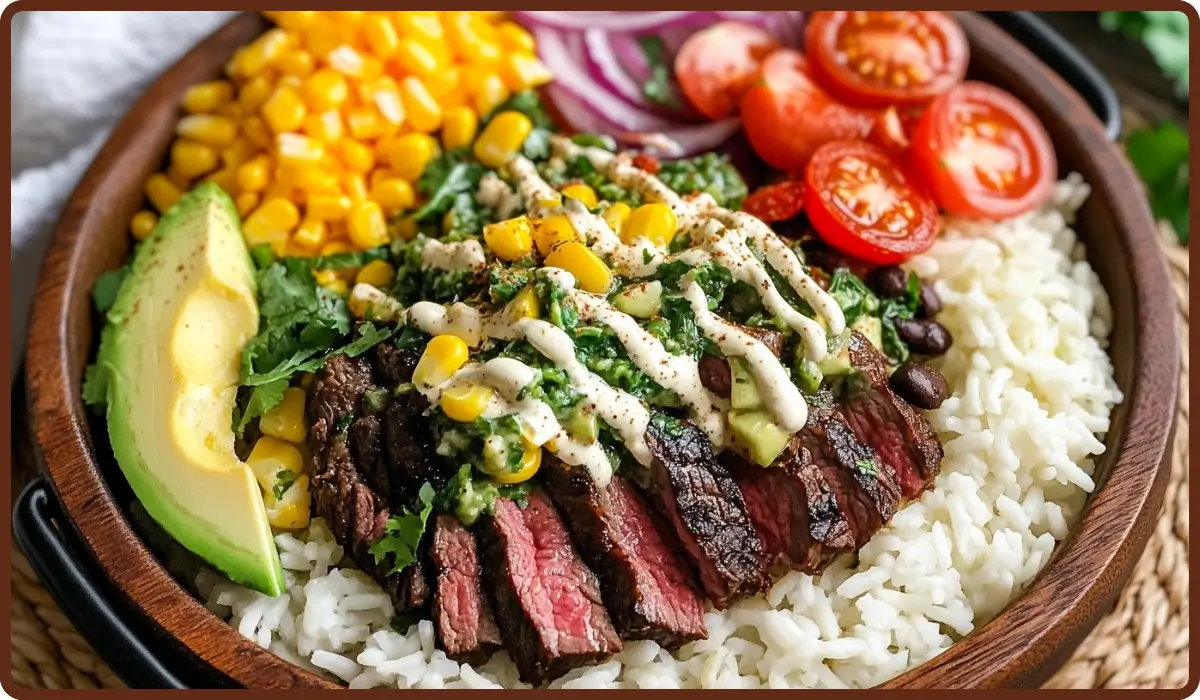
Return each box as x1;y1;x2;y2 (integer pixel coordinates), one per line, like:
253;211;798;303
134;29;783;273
805;11;968;108
631;152;661;174
675;22;779;120
739;49;876;173
742;180;806;223
803;140;939;265
910;81;1056;220
869;106;912;160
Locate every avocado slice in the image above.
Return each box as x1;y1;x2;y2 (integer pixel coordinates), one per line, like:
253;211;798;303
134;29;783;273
728;410;791;467
92;183;285;596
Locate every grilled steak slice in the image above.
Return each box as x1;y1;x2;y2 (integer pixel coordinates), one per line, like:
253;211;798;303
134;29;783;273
840;331;943;499
431;514;502;664
697;325;786;398
637;416;766;608
350;415;390;504
478;492;621;684
542;458;707;648
371;342;419;386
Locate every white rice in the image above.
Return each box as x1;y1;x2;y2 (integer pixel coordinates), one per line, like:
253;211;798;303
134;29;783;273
198;175;1122;688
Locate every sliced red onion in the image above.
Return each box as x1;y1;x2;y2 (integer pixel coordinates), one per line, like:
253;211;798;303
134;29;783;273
516;11;692;33
583;29;651;109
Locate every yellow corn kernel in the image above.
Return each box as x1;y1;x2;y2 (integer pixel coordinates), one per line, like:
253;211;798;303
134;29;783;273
241;28;290;77
261;85;307;134
472;110;532;169
356;259;396;288
545;241;613;294
471;74;510;117
369;167;399;189
344;173;369;203
220;138;256;170
246;227;290;256
399;77;442;133
392;11;444;43
202;167;239;196
492;440;542;485
245;197;300;239
326;44;367;78
265;474;312;530
602;202;632;234
291;167;339;195
561;184;598;209
239;119;271;152
392;216;419;240
371;178;415;214
236;192;260;217
144;174;182;214
440;107;477;152
496;21;535;53
532;214;580;256
440;384;495;423
338;139;376;173
506;284;540;320
170;140;218;179
483;216;533;261
246;435;304;492
414;334;469;389
367;80;406;126
239;75;274;113
264;10;317;31
307;194;353;221
321;240;353;256
292;219;329;251
422;65;460;100
216;102;245;123
302;69;349;112
363;12;402;58
393;38;440;77
182;80;234;114
329;10;365;25
129;210;158;241
314;269;349;295
167;165;192;190
272;45;311;77
175;114;239;148
259;387;308;443
300;110;341;145
348;201;389;248
445;12;502;63
236;155;272;193
622;202;679;248
385;133;439;182
344;108;388;141
437;84;469;111
500;53;553;93
276;133;325;168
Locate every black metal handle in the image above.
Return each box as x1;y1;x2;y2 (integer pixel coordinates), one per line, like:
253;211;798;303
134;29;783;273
985;11;1122;142
13;479;191;689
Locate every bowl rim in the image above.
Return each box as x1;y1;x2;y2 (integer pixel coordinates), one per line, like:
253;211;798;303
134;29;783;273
23;11;1178;690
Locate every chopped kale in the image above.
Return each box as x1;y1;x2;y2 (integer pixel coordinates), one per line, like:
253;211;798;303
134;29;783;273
657;153;748;209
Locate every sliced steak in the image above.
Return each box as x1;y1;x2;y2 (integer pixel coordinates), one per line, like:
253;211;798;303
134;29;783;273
371;342;419;386
541;458;707;648
431;514;502;664
697;325;786;398
478;492;621;684
382;395;449;510
840;331;943;499
636;416;767;608
349;415;390;504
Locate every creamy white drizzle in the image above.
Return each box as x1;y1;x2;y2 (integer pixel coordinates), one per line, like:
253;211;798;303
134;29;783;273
421;239;487;271
406;301;486;346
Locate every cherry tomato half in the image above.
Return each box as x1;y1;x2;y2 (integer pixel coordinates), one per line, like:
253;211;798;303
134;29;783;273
742;180;806;223
804;140;939;265
805;11;968;108
675;22;779;120
740;49;876;173
910;81;1056;220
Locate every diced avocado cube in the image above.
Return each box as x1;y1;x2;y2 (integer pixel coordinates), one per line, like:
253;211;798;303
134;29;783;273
611;280;662;318
565;407;598;443
728;410;792;467
729;357;762;411
852;315;883;350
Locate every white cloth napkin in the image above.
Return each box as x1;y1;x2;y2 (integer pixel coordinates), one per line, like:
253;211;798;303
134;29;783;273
10;10;238;382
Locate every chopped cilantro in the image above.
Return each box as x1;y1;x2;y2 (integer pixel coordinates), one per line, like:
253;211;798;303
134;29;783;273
368;483;437;575
638;36;679;108
272;470;297;500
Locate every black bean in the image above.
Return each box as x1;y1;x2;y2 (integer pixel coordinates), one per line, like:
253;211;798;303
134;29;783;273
866;265;909;298
896;318;953;356
917;281;943;318
890;363;948;410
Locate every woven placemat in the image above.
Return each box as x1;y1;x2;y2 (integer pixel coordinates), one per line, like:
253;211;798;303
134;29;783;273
8;234;1188;690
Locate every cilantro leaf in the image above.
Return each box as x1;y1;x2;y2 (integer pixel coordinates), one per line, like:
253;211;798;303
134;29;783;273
1100;11;1189;97
368;482;437;575
236;378;289;434
638;36;679;108
91;266;129;315
272;470;297;500
340;322;394;358
1126;121;1190;243
412;161;485;222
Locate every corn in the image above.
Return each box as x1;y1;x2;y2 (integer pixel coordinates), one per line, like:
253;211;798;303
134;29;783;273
245;197;300;241
348;201;389;248
499;53;552;92
392;11;444;43
440;383;495;423
371;178;415;214
345;107;391;141
144;174;183;213
307;194;353;221
239;76;274;113
393;38;439;77
506;284;540;320
393;216;419;240
292;167;339;195
356;259;396;288
169;140;218;179
236;192;260;217
276;48;315;78
446;12;502;64
492;440;542;484
369;80;406;125
385;133;439;182
369;167;398;189
338;138;376;173
237;156;272;192
471;73;509;116
363;13;401;58
302;69;350;111
483;215;533;261
175;114;239;149
561;183;598;209
260;388;308;443
292;219;328;251
545;241;613;294
265;474;311;530
264;10;317;32
398;77;442;133
261;85;307;134
167;165;192;190
472;110;531;169
241;28;290;76
241;116;273;149
203;167;239;196
496;21;535;53
182;80;234;114
321;240;353;256
327;45;367;78
246;435;304;493
440;107;477;151
216;102;245;123
276;133;325;168
129;210;158;241
621;202;679;247
344;173;369;202
413;334;469;390
532;214;581;256
315;269;349;295
422;65;460;100
220;138;256;170
602;202;632;234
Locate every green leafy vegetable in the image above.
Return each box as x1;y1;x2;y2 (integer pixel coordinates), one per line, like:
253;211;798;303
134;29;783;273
237;378;288;433
91;266;130;314
368;482;437;575
639;36;679;108
1125;121;1190;243
1100;11;1189;96
657;153;748;209
488;264;534;305
827;268;880;326
272;470;297;500
413;160;486;222
485;90;555;129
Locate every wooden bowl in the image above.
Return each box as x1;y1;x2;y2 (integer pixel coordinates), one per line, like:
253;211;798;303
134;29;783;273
25;11;1179;689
